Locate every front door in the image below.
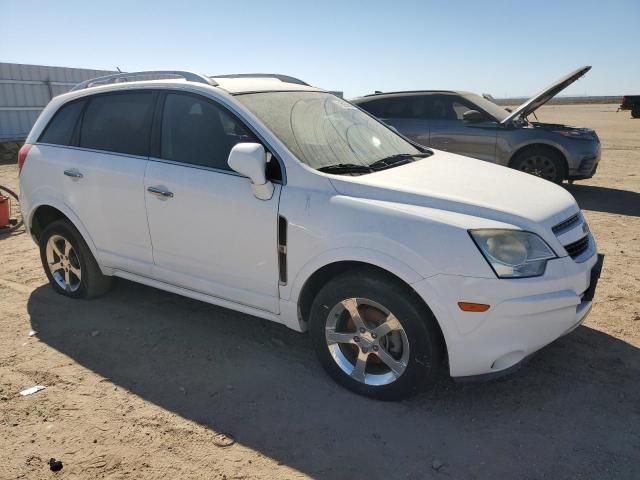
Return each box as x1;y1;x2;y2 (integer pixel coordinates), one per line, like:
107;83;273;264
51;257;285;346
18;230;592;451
144;92;281;313
426;94;498;162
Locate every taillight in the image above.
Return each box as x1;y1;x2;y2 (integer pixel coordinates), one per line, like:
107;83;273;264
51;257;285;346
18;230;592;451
17;143;32;173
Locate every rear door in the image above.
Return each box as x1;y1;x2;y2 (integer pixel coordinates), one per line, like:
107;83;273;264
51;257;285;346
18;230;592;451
426;94;498;161
53;91;155;274
144;92;281;313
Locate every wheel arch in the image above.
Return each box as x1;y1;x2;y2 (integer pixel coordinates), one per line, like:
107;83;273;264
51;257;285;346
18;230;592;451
508;142;569;177
29;203;103;270
294;259;448;364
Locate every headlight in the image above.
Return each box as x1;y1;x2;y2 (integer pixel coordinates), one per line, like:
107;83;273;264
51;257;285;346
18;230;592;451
552;129;594;140
469;229;557;278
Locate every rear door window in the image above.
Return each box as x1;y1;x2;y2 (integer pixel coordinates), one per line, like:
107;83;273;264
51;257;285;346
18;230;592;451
39;100;85;146
358;98;391;117
360;96;427;119
160;93;258;171
80;92;155;156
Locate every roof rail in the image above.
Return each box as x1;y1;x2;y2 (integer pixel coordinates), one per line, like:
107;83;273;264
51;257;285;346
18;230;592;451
211;73;309;86
70;70;218;91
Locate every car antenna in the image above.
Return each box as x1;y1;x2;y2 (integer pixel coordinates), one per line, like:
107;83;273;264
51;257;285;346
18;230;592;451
116;66;122;73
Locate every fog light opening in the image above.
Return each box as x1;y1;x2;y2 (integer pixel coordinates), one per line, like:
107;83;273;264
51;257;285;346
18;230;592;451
491;351;526;371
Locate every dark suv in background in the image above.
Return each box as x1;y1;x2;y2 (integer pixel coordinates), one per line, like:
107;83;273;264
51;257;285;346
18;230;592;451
352;66;600;184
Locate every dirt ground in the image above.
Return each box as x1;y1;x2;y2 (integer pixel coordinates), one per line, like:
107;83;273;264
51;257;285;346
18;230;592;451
1;104;638;480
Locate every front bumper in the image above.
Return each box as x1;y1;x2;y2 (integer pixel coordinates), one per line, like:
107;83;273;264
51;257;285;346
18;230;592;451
412;252;603;378
568;142;601;180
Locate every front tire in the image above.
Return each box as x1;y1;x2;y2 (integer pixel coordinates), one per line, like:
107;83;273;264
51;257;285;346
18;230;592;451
39;219;112;299
632;105;640;119
309;270;443;400
511;147;566;184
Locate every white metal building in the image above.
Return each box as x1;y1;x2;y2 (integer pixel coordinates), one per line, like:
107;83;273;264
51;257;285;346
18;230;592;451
0;62;114;142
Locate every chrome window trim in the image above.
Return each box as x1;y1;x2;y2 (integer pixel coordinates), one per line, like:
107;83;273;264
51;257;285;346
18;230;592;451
35;142;149;161
34;143;283;185
148;156;283;184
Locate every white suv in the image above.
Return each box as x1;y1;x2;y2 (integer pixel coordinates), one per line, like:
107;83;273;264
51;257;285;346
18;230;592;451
19;71;602;399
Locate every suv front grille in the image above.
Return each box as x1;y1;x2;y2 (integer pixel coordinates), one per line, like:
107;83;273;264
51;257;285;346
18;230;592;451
552;213;580;235
564;235;589;259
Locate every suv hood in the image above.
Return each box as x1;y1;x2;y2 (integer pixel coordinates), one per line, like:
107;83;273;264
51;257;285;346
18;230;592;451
329;151;578;234
501;66;591;125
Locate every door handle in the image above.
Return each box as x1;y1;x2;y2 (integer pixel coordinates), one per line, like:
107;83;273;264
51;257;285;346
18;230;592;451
64;169;83;179
147;186;174;198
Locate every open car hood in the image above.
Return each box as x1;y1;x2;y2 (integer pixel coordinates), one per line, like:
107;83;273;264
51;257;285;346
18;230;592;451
501;66;591;124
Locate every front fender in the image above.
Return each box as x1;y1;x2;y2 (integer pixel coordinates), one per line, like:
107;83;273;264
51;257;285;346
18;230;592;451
501;138;571;167
287;246;425;304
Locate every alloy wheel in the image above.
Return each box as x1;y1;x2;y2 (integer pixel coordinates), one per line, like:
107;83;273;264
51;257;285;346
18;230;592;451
45;234;82;292
325;298;410;386
518;154;558;181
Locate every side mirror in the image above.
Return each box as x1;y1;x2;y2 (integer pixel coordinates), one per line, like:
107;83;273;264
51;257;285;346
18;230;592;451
384;123;400;134
228;143;274;200
463;110;485;123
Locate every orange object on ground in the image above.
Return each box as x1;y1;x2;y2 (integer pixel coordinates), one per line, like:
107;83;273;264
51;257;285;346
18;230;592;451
0;195;10;228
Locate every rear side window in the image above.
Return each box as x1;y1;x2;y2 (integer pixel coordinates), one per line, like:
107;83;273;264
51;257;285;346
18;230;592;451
359;97;426;119
39;100;85;146
160;93;258;171
358;98;390;117
80;92;155;156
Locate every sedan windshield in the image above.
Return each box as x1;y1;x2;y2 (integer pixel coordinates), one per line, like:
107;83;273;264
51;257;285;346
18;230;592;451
236;91;425;171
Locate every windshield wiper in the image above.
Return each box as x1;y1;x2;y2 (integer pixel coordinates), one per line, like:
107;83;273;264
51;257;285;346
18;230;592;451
369;152;431;171
317;163;374;175
317;152;431;175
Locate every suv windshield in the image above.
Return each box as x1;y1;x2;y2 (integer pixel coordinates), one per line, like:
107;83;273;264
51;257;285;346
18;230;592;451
236;91;425;171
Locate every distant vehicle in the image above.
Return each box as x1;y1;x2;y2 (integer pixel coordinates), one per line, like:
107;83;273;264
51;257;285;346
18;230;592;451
352;66;600;184
19;70;601;400
619;95;640;118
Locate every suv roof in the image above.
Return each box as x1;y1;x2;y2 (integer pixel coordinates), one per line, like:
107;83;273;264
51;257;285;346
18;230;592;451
353;90;473;101
70;70;322;96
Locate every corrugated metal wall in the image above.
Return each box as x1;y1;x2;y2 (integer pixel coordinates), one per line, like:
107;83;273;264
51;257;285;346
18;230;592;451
0;62;115;141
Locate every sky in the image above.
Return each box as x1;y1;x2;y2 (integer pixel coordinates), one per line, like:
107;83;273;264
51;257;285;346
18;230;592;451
1;0;638;99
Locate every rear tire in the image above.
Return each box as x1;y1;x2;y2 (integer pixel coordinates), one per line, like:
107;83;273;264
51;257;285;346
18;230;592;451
511;147;566;184
309;269;443;400
39;219;112;299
